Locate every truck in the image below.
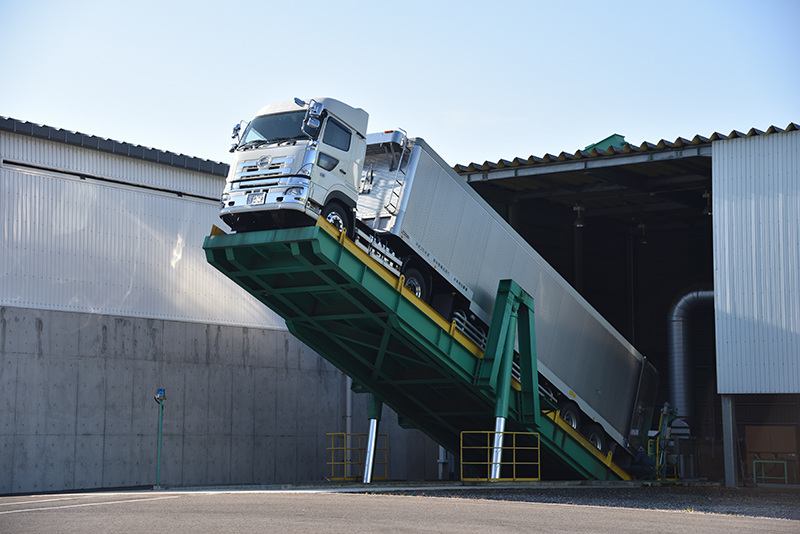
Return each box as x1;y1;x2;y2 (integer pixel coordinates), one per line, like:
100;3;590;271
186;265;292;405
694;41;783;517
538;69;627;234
218;97;658;460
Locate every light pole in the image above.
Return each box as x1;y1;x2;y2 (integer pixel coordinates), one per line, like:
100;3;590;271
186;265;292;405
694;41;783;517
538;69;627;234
154;388;166;489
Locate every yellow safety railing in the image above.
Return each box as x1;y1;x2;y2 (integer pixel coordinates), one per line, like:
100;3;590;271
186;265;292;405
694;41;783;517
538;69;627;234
461;431;541;481
648;437;679;481
326;433;388;481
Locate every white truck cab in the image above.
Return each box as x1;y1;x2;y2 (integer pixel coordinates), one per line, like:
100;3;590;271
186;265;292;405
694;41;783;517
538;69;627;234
220;97;368;234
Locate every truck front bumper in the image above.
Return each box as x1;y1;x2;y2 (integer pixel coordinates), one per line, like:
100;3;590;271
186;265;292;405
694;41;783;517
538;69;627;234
219;183;319;220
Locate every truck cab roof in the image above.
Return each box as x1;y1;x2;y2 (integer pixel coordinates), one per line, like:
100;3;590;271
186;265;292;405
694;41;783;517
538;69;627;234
256;98;369;139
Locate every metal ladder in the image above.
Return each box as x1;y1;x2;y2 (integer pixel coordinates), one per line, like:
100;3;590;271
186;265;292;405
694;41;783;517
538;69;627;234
384;129;408;214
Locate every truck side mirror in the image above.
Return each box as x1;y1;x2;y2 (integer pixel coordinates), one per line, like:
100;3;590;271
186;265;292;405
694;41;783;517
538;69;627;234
300;100;324;138
309;101;324;117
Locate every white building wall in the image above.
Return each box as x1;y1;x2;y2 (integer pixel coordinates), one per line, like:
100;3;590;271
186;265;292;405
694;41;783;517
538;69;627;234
0;132;284;330
713;129;800;393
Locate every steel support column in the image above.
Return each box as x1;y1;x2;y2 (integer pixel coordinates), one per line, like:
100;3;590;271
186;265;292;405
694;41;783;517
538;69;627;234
721;394;738;488
491;299;519;479
363;395;383;483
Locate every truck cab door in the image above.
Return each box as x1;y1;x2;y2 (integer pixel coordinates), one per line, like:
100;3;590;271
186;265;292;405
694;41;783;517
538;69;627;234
314;116;359;199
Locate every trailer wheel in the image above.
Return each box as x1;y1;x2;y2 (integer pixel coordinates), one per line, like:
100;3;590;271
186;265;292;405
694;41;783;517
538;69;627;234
586;423;607;452
558;400;581;432
402;267;429;302
322;201;353;239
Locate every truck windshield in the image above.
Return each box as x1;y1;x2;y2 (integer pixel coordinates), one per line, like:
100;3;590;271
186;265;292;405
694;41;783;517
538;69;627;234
238;111;317;149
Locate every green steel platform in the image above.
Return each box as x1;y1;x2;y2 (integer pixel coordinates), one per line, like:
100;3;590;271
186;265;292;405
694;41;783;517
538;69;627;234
203;220;630;481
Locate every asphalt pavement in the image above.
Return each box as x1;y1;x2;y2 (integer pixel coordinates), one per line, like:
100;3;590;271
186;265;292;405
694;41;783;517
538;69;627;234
1;487;797;534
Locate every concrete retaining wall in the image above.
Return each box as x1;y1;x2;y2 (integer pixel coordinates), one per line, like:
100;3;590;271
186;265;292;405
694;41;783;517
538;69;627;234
0;305;440;494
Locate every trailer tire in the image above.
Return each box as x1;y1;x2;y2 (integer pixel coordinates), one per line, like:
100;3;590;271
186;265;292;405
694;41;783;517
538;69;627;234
586;422;607;452
558;400;581;432
402;267;429;302
322;201;353;239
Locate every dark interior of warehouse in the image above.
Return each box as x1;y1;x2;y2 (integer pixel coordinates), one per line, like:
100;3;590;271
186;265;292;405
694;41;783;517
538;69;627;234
460;139;799;481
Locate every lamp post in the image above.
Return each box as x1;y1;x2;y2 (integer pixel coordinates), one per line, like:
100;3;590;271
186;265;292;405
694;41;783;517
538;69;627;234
154;388;166;489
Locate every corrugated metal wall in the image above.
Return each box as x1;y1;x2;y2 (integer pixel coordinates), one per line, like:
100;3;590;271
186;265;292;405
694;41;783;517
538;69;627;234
0;132;284;330
0;129;223;198
713;130;800;393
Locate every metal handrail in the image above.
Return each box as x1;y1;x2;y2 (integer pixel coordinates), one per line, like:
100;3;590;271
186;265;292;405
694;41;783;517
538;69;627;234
461;430;541;482
326;433;388;481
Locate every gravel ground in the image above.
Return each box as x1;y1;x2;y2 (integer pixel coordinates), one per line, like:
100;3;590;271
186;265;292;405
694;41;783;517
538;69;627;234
383;485;800;520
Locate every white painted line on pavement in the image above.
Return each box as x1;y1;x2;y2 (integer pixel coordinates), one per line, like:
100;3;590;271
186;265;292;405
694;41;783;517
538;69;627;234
0;497;87;507
0;495;181;515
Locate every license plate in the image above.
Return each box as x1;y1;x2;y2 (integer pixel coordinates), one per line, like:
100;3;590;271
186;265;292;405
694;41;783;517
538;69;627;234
247;192;266;205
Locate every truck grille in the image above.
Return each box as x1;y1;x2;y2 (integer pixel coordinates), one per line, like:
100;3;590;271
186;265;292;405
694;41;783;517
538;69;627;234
231;156;294;188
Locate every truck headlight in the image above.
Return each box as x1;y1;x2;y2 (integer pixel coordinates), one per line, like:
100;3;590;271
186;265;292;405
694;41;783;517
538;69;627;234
285;187;304;196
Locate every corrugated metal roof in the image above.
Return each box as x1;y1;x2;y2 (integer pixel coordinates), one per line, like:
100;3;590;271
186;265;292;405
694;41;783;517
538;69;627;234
0;116;229;177
455;123;799;172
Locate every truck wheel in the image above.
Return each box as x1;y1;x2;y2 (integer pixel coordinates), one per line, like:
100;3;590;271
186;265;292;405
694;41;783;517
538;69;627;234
558;400;581;432
586;423;607;452
402;267;429;302
322;201;353;239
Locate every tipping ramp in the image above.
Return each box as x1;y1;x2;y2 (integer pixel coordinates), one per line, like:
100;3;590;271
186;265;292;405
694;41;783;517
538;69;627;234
203;220;631;481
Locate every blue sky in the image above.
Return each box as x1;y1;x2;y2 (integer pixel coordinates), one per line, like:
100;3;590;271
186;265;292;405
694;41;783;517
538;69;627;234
1;0;798;167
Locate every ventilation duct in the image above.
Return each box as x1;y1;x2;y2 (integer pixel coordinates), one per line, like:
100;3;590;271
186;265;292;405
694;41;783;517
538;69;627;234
667;287;714;431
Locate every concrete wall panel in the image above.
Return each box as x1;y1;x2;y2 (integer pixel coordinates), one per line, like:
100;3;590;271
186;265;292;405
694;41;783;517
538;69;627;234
13;434;46;493
162;362;186;437
103;433;133;487
206;434;231;485
79;314;111;358
74;434;104;488
132;318;162;361
104;359;133;436
182;435;208;486
253;367;276;436
253;435;276;482
230;367;255;437
0;305;440;493
50;311;81;358
45;358;77;435
296;371;319;438
207;366;231;436
0;436;14;493
131;360;159;435
0;354;17;435
15;355;47;436
296;434;320;482
130;434;155;486
161;433;183;486
230;435;254;484
76;357;106;435
274;435;298;482
183;365;209;437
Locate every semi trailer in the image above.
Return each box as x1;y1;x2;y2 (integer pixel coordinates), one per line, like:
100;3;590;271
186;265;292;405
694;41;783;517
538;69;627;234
218;97;658;460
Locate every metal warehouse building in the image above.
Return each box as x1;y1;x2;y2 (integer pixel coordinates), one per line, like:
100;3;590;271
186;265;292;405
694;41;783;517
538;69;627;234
1;116;798;492
0;119;439;495
456;124;799;485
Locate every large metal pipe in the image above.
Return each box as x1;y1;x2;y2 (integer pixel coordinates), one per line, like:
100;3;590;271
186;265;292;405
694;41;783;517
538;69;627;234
667;287;714;425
